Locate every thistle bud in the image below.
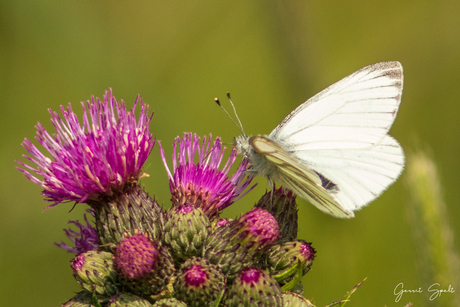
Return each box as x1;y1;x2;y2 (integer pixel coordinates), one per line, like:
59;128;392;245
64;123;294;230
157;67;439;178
282;292;315;307
61;291;107;307
204;208;279;279
173;257;225;306
164;205;210;260
108;293;153;307
70;251;119;296
152;298;187;307
114;231;174;297
255;186;298;241
224;267;282;307
92;185;165;251
267;240;316;286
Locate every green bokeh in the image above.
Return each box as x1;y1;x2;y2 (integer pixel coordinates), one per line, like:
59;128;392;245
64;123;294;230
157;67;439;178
1;1;459;306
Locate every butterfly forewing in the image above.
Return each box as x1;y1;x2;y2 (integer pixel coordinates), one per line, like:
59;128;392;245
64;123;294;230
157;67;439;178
270;61;403;151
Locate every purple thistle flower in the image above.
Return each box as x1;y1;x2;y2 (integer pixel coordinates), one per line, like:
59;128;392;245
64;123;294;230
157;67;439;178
55;210;99;254
159;132;254;218
17;89;154;208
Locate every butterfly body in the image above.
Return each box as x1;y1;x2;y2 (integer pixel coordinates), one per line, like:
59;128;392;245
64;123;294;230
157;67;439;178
234;61;405;218
234;135;282;179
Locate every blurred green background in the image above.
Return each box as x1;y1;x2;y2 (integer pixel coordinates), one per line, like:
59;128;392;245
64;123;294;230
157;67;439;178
1;1;459;306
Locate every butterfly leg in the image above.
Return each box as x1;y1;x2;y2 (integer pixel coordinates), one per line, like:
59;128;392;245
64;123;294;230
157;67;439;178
234;168;256;185
267;179;275;205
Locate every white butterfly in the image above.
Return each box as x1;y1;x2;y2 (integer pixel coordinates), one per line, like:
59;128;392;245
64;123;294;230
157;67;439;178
231;61;404;218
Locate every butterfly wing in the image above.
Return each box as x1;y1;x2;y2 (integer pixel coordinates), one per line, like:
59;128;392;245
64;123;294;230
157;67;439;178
250;136;354;218
269;61;404;214
271;61;403;150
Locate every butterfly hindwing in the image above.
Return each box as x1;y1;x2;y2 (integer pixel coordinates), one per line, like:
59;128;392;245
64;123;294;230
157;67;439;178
293;134;404;212
250;136;354;218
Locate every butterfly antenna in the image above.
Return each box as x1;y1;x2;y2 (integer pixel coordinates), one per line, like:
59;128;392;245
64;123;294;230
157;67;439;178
214;95;246;136
226;92;246;137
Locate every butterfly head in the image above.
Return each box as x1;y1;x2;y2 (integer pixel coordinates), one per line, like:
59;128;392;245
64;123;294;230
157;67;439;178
233;134;252;159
